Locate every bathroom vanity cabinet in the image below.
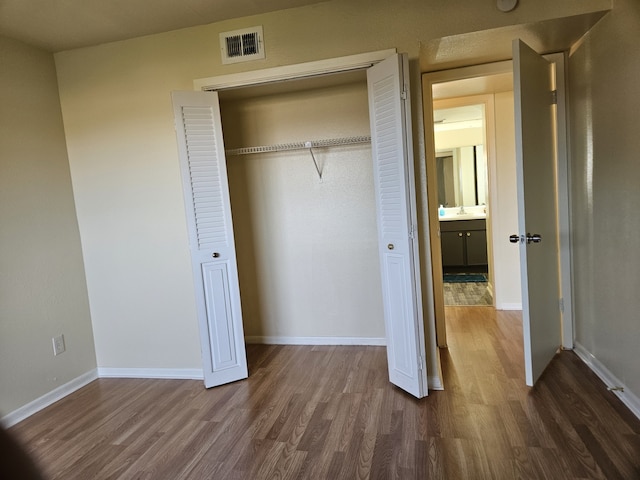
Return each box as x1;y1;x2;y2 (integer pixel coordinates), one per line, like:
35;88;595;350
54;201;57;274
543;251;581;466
440;219;487;268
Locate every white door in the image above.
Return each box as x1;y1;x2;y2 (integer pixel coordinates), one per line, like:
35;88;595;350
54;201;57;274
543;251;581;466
512;39;562;386
367;54;428;398
172;91;248;388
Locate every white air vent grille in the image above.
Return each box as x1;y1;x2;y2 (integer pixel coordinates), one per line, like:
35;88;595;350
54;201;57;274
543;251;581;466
220;26;265;65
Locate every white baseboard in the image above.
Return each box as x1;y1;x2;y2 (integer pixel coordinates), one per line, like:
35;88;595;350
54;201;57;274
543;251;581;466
244;336;386;346
2;369;98;428
496;303;522;311
97;367;204;380
574;342;640;420
428;375;444;391
3;339;400;426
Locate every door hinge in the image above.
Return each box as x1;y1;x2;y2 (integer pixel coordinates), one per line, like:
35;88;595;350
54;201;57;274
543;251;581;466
551;90;558;105
559;297;564;313
401;89;408;101
409;224;417;239
418;355;424;371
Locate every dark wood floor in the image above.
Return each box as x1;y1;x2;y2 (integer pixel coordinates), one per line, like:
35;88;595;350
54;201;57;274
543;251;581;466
10;307;640;479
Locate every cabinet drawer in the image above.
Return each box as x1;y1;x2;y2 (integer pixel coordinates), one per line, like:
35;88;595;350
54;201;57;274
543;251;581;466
439;219;486;232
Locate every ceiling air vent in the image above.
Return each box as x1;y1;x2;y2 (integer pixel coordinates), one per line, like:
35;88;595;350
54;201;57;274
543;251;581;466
220;26;265;65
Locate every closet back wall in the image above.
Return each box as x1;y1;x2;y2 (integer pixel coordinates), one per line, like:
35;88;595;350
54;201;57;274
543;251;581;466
220;80;385;341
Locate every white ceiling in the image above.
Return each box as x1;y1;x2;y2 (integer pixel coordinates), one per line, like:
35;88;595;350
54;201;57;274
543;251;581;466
1;2;608;60
0;0;329;52
432;73;513;101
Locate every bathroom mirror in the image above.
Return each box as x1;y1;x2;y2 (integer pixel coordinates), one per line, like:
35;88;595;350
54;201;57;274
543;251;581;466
433;104;488;207
436;145;487;207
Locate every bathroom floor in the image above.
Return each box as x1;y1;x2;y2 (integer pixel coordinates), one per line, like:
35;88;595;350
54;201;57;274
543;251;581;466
443;280;492;306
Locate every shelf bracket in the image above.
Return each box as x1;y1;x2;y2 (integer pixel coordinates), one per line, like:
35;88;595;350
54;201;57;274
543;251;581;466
305;141;323;181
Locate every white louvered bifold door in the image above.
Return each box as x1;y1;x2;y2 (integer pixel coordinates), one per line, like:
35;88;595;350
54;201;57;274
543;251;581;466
367;54;428;398
172;91;248;388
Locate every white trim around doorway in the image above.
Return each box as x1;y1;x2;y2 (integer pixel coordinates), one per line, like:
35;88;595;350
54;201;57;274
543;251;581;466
193;49;396;91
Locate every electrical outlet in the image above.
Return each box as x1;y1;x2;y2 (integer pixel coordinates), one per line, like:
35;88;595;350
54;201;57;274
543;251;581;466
52;334;65;356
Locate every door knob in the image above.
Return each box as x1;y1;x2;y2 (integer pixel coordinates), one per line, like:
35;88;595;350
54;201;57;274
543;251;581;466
526;233;542;244
387;244;394;250
509;234;521;244
212;252;220;258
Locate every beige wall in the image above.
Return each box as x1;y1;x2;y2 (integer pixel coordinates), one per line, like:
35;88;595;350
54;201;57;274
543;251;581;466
0;36;96;416
221;81;385;340
569;0;640;398
435;128;484;150
52;0;611;379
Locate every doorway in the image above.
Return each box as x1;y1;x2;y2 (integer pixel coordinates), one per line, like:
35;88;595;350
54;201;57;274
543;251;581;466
218;73;386;344
422;53;573;355
433;98;493;307
423;63;523;347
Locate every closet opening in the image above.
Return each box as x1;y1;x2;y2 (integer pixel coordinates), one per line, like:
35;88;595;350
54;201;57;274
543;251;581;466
217;71;388;345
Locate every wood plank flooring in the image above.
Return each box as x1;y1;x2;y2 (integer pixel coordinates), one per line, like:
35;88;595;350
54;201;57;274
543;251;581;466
9;307;640;479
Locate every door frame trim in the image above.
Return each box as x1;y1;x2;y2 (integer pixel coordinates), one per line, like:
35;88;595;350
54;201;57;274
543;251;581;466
193;49;396;91
550;52;574;349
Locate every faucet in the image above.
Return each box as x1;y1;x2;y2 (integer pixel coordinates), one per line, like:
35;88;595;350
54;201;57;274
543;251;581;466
457;205;466;215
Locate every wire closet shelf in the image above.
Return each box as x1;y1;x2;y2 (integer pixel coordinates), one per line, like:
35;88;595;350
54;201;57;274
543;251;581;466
225;135;371;156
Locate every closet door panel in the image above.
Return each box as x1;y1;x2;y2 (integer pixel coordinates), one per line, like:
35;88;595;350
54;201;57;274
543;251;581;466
367;54;428;398
172;90;248;388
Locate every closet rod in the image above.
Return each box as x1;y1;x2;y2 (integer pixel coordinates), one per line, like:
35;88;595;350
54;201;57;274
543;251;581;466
225;135;371;156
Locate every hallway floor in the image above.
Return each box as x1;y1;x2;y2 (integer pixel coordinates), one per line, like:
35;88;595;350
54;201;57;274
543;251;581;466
443;280;492;306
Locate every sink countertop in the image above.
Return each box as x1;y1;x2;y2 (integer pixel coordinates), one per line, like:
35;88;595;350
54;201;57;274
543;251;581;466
439;213;486;221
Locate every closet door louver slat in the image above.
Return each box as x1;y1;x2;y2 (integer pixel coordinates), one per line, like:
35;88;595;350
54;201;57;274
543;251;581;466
181;106;228;249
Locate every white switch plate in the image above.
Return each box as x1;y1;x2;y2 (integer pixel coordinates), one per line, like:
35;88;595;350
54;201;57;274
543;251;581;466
52;334;65;356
